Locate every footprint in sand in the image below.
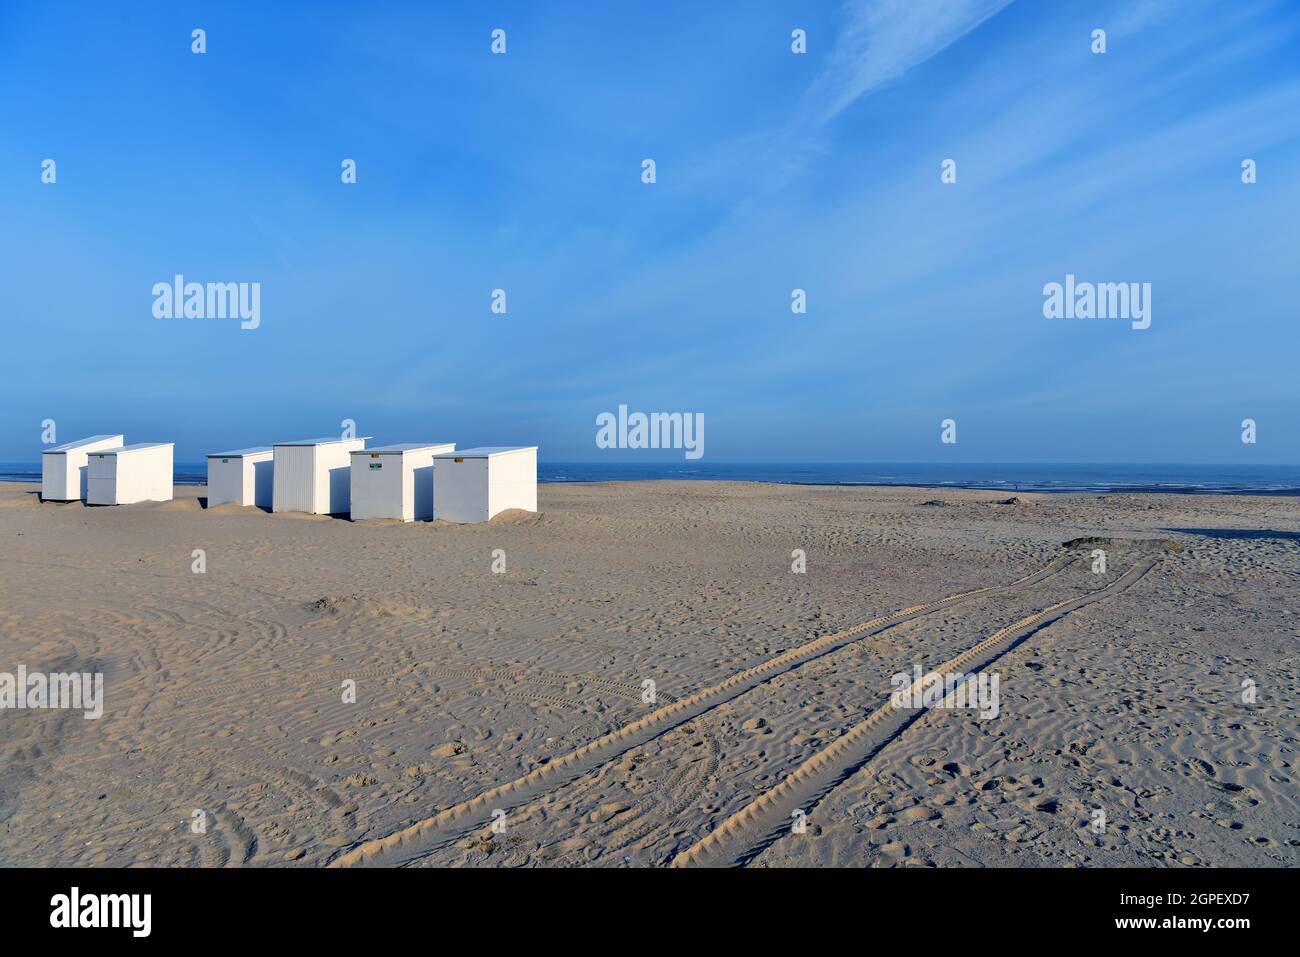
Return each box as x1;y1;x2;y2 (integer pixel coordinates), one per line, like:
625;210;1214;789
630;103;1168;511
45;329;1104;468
897;805;941;824
876;840;912;864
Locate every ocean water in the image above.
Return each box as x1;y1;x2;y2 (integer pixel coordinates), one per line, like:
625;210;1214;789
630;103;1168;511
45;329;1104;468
2;462;1298;495
538;463;1300;495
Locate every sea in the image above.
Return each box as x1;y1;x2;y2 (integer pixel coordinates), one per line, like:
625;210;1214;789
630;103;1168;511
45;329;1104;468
2;462;1298;496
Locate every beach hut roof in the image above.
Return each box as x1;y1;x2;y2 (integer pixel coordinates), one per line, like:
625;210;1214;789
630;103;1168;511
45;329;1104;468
352;443;454;455
43;435;123;454
207;446;274;458
95;443;173;455
275;437;373;447
433;446;536;458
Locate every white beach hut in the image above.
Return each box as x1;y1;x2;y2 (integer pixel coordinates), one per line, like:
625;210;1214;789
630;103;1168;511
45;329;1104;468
272;437;369;515
86;443;174;505
206;447;274;508
350;443;455;522
432;446;537;523
41;434;124;501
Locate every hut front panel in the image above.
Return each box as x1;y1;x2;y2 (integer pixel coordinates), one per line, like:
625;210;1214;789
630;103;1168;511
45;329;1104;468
350;453;404;521
433;457;490;523
272;445;318;513
207;457;246;506
85;453;119;505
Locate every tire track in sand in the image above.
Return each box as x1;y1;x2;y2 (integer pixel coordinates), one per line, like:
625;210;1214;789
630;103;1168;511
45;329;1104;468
669;556;1160;868
330;554;1073;867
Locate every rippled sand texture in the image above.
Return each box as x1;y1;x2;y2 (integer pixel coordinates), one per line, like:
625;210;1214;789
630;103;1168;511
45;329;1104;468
0;481;1295;867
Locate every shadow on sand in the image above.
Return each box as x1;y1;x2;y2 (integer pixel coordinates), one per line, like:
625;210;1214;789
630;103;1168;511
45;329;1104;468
1163;527;1300;541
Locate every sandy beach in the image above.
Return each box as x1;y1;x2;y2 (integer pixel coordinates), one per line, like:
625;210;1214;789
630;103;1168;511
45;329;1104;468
0;480;1295;868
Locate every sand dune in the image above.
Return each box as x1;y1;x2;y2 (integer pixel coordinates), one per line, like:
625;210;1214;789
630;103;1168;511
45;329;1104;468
0;481;1295;867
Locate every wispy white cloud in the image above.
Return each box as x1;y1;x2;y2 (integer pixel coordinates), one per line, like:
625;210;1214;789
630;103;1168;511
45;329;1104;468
1107;0;1183;37
673;0;1016;201
808;0;1016;122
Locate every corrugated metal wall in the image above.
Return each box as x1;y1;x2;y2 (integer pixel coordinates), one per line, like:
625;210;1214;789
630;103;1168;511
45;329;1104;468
273;446;318;513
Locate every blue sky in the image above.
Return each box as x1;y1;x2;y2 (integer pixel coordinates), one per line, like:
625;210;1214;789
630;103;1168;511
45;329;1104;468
2;0;1298;463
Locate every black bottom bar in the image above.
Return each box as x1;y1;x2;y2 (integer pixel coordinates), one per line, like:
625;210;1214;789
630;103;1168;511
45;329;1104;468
0;866;1285;943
